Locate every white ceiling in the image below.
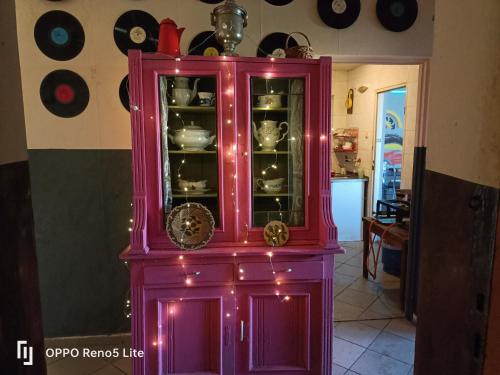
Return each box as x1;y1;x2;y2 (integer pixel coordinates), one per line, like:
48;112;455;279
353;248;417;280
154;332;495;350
332;63;362;71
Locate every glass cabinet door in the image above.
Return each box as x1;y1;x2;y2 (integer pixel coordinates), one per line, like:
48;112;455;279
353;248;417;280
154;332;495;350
158;75;220;226
250;77;305;228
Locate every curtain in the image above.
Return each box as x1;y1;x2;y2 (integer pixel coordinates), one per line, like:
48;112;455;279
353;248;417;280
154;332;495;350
289;79;304;226
160;76;173;218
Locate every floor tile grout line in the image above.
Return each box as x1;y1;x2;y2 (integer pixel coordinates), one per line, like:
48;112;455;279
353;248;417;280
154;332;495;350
364;327;415;366
110;361;130;375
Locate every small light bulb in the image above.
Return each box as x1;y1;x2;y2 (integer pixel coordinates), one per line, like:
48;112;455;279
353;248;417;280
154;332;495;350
129;219;133;223
185;278;192;285
267;251;273;258
179;255;184;260
175;58;181;62
128;228;132;232
175;68;180;74
284;296;291;301
239;268;244;273
277;281;281;285
227;119;232;124
230;290;235;294
243;240;248;244
226;313;231;318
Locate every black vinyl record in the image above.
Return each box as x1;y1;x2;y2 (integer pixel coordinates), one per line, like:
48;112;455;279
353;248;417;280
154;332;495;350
199;0;224;3
114;10;159;55
188;31;224;56
376;0;418;32
257;32;298;58
40;70;89;118
34;10;84;61
317;0;361;29
265;0;295;5
119;75;130;111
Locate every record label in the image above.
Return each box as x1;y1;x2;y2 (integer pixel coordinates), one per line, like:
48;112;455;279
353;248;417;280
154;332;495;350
189;31;224;56
129;26;147;44
317;0;361;29
114;10;159;55
376;0;418;32
40;70;89;118
34;10;85;60
332;0;347;14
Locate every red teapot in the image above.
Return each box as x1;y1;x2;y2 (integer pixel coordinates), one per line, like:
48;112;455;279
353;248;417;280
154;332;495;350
157;18;184;56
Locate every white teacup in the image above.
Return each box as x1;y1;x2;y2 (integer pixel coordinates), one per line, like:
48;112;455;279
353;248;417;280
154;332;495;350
257;94;281;108
257;178;284;194
178;179;207;191
198;92;214;106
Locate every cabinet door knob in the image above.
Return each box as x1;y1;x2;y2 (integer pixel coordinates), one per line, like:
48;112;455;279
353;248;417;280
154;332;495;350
240;320;245;342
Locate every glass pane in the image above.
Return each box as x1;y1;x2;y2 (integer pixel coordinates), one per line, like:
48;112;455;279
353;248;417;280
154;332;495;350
159;75;219;226
251;77;305;227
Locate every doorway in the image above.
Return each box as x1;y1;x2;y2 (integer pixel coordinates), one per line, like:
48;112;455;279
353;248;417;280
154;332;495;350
372;86;407;213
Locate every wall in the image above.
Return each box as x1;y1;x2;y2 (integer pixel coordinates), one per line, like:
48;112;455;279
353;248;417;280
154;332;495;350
414;0;500;373
13;0;435;337
425;0;500;189
332;65;420;212
0;0;46;372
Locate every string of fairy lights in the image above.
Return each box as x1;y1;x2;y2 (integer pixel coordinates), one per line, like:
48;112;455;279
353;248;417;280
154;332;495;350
123;35;331;332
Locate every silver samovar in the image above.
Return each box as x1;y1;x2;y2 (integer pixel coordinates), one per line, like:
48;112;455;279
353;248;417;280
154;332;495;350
211;0;248;56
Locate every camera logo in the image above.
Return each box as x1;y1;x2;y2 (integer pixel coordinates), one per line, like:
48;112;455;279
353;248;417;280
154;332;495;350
17;340;33;366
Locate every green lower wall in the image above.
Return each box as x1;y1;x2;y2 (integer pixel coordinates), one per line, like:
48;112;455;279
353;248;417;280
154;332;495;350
28;150;132;337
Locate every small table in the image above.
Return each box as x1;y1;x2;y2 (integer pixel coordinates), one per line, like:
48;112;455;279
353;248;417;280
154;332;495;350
362;217;409;311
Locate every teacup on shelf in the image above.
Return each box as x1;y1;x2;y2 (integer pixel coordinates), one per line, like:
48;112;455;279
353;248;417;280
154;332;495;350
198;92;215;107
256;178;284;194
257;94;282;108
178;179;207;191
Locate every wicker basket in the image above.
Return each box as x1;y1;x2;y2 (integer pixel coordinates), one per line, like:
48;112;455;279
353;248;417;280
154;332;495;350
285;32;313;59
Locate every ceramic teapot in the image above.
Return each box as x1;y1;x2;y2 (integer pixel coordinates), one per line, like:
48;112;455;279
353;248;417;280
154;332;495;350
168;121;215;151
173;77;200;106
253;120;289;151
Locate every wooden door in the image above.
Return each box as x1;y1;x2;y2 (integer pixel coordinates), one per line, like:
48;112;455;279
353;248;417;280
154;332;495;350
145;286;234;375
236;284;322;375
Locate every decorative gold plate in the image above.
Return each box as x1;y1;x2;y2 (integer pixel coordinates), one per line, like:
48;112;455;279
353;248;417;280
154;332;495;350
263;220;289;247
166;202;215;250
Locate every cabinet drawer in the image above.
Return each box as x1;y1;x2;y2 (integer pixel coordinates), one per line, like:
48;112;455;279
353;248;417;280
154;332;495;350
144;263;233;285
238;261;323;281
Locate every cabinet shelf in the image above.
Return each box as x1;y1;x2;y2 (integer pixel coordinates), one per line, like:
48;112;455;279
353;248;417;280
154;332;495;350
252;107;288;112
169;106;215;112
168;150;217;154
253;150;289;155
172;194;218;198
254;193;292;197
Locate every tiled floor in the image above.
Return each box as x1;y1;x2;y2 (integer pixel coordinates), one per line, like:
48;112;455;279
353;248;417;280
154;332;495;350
333;241;415;375
46;241;414;375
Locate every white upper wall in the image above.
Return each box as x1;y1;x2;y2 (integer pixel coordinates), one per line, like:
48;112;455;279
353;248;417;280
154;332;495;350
426;0;500;188
15;0;435;149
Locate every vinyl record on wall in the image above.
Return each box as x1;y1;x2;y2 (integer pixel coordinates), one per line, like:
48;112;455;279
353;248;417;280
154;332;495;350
265;0;295;5
188;31;224;56
119;75;130;111
114;10;159;55
199;0;223;4
40;70;89;118
34;10;85;61
376;0;418;32
257;32;298;58
317;0;361;29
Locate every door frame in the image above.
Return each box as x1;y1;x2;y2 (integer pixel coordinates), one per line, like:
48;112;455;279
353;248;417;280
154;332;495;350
371;83;409;214
331;57;431;321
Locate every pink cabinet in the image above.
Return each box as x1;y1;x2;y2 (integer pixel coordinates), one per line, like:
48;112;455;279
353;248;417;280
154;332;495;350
122;51;341;375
